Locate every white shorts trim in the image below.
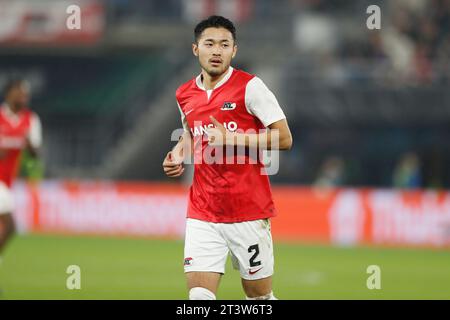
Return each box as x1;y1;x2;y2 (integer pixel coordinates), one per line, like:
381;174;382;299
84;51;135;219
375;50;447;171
184;218;274;280
0;181;14;214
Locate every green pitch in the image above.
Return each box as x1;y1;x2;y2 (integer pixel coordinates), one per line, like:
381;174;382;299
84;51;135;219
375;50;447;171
0;234;449;299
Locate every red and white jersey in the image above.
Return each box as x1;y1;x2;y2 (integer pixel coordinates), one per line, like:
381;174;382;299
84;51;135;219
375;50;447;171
0;104;42;187
176;67;286;223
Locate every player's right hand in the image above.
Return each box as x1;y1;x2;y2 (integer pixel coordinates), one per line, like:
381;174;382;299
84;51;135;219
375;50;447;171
163;151;185;178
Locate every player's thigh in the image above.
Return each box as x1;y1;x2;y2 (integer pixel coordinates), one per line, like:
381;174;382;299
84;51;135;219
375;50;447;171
0;213;16;239
0;181;14;216
184;218;229;292
186;271;222;294
226;219;274;284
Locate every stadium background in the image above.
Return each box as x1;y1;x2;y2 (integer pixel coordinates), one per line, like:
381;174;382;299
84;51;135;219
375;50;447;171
0;0;449;299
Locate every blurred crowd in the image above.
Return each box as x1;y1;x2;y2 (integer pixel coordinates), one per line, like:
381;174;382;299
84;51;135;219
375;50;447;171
313;152;424;190
292;0;450;86
100;0;450;188
374;0;450;85
108;0;450;86
4;0;447;188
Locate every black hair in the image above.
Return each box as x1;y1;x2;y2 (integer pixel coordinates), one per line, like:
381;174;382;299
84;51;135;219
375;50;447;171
3;78;25;97
194;15;236;43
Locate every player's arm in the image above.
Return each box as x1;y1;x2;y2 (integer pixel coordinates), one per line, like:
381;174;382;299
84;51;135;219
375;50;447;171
207;76;293;150
0;135;5;159
0;129;6;159
26;142;39;158
163;131;193;178
163;102;193;178
26;114;42;158
208;116;292;150
266;118;293;150
0;133;14;159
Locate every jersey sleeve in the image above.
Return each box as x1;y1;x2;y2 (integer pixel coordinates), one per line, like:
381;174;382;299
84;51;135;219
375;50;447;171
244;77;286;127
28;113;42;149
176;101;190;132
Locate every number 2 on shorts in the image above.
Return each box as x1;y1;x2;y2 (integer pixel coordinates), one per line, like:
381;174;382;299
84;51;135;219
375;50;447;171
248;244;261;267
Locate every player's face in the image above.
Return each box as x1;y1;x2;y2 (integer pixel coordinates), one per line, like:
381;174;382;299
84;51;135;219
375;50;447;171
8;83;30;110
193;27;237;77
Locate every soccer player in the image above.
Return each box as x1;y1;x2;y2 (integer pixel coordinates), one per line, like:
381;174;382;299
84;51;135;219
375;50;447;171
0;79;42;262
162;16;292;300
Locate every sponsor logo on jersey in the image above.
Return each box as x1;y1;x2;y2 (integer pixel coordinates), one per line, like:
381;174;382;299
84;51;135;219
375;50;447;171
190;121;238;137
220;102;236;111
0;136;26;149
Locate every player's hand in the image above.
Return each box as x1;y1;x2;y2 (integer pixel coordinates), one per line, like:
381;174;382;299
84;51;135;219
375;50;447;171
206;116;227;147
162;151;185;178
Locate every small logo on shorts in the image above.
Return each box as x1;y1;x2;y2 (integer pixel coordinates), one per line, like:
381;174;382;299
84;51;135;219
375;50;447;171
249;267;263;275
184;257;193;266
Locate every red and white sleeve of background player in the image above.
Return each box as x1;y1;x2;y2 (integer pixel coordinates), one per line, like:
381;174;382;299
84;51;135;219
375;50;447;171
28;113;42;149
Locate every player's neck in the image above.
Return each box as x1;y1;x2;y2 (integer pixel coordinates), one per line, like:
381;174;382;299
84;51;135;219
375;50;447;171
201;69;229;90
4;102;20;114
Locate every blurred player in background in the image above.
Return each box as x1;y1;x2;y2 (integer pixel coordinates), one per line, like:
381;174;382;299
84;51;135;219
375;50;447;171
162;16;292;300
0;79;42;264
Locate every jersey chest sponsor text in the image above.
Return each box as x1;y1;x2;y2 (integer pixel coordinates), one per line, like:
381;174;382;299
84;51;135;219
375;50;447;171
185;98;258;138
0;115;31;149
190;120;239;137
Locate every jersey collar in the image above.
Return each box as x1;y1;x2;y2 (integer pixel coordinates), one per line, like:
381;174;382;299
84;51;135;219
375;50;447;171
0;103;21;125
195;66;234;91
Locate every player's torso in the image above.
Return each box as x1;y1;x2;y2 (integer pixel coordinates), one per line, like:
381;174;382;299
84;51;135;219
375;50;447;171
179;69;266;173
179;69;264;137
176;69;276;222
0;105;32;186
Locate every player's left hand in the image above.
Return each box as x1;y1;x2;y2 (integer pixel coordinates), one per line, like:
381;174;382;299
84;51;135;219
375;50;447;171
206;116;228;146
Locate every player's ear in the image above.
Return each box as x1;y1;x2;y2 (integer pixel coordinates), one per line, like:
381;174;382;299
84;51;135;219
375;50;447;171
192;43;199;57
232;44;237;59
